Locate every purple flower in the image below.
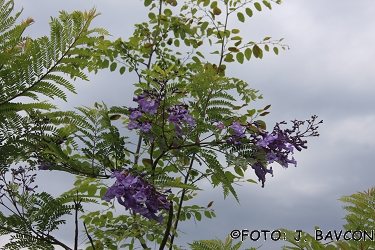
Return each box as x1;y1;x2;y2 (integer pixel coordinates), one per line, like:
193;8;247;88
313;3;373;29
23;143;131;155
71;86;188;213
282;143;294;153
102;170;171;224
133;189;147;203
140;122;152;133
265;152;278;163
103;184;125;202
251;162;273;188
111;170;127;182
230;122;245;138
129;111;142;120
257;132;277;147
133;94;147;102
122;174;136;188
167;104;195;138
182;115;195;126
128;121;140;130
168;113;179;124
139;98;159;114
217;122;225;130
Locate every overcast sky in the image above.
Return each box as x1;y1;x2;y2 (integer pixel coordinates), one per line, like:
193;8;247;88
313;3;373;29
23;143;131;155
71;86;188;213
1;0;375;249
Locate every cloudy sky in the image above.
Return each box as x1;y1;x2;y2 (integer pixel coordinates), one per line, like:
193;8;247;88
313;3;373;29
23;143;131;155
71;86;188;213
1;0;375;249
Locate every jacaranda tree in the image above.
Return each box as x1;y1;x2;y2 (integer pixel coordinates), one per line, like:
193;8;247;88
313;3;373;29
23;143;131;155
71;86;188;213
0;0;322;249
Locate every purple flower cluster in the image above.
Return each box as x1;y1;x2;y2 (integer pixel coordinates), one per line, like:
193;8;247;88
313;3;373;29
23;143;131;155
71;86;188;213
0;166;38;195
214;116;322;187
167;104;195;138
225;122;246;145
128;93;159;132
102;170;171;224
127;92;195;139
257;130;296;168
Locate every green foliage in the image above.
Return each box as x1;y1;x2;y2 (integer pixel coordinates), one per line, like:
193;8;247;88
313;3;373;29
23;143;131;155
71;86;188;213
0;0;109;168
37;102;131;177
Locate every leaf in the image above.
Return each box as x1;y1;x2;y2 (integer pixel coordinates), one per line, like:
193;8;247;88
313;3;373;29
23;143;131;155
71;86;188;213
148;12;156;20
259;111;270;116
146;234;154;241
263;104;271;110
254;2;262;11
236;52;244;64
196;51;205;58
223;54;234;62
192;56;201;64
247;109;256;116
231;36;242;41
207;28;213;36
246;179;257;184
231;29;240;34
244;48;252;60
264;44;269;52
273;47;279;55
184;38;190;46
144;43;153;48
253;45;261;58
228;47;239;52
237;12;245;23
119;66;126;74
245;7;253;17
210;1;218;8
142;158;152;167
263;36;271;41
164;8;173;16
204;211;212;218
195;212;202;221
144;0;152;6
213;7;221;15
234;40;242;47
207;201;214;208
225;171;237;182
218;64;226;73
256;120;266;130
102;59;109;68
87;184;97;196
263;0;272;10
109;114;121;120
201;22;209;32
234;166;244;177
110;62;117;72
